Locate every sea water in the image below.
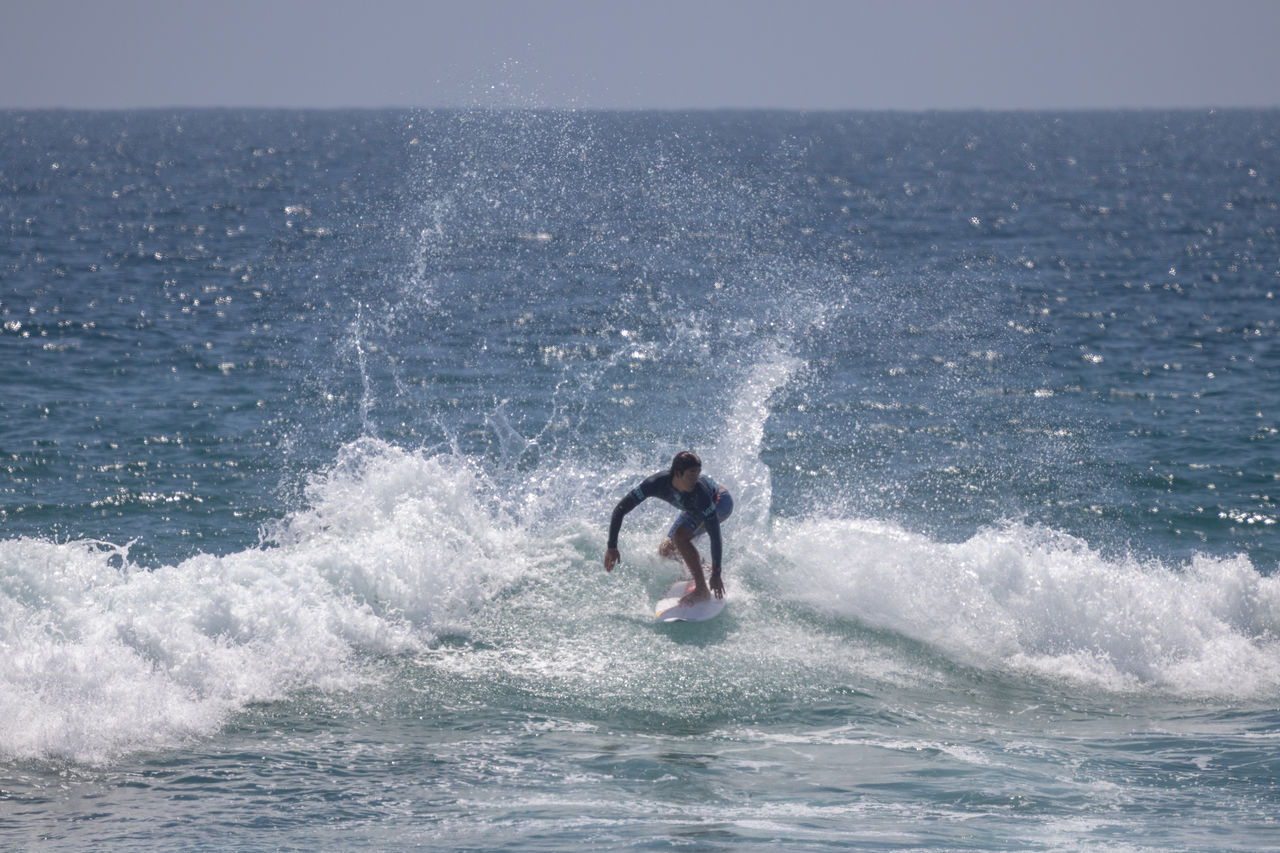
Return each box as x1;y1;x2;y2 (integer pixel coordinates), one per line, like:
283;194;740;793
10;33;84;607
2;109;1279;850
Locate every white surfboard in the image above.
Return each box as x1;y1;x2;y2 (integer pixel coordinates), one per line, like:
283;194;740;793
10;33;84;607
655;578;726;622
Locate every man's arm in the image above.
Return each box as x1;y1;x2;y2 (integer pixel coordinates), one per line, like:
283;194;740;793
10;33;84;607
703;509;723;570
607;491;642;551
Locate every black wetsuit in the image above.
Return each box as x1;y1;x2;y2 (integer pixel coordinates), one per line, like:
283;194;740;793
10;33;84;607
607;472;727;569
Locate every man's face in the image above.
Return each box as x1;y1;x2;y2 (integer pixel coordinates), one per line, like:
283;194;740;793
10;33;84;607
672;467;701;493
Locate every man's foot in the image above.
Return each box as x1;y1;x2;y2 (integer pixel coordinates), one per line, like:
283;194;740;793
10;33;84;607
679;587;711;606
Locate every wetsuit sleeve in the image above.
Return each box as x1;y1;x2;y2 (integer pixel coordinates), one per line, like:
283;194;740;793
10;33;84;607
694;477;724;569
704;509;723;570
606;491;643;550
606;472;670;550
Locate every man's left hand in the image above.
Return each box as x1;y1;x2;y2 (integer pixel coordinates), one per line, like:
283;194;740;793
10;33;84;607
709;569;725;599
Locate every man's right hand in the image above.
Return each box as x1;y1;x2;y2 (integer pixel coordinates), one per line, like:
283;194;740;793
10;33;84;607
604;548;620;572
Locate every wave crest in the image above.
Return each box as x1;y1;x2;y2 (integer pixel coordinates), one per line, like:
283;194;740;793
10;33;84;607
772;517;1280;696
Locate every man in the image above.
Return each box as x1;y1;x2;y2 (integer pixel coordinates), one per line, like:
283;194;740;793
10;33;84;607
604;451;733;602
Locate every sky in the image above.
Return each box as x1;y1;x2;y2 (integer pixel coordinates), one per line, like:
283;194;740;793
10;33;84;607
2;0;1278;111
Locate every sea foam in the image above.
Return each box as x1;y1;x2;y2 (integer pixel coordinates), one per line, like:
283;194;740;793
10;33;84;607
0;439;536;764
772;516;1280;697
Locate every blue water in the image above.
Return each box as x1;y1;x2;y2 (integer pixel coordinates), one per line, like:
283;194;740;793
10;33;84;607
2;108;1279;850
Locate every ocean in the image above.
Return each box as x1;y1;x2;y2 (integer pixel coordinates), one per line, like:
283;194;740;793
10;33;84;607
2;108;1278;851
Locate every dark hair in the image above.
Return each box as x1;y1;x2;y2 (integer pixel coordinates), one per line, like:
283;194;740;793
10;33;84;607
671;451;702;475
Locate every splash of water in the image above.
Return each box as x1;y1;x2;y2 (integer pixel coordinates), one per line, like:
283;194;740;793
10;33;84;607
707;344;802;530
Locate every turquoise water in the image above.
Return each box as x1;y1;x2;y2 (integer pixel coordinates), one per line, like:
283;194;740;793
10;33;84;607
2;109;1279;850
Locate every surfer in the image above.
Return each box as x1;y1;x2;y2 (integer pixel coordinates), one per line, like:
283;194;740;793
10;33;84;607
604;451;733;602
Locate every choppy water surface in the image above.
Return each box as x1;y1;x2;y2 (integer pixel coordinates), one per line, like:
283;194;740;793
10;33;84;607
2;109;1279;850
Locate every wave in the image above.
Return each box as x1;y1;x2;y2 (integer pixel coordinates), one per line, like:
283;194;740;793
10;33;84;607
770;516;1280;697
5;348;1279;765
0;440;544;765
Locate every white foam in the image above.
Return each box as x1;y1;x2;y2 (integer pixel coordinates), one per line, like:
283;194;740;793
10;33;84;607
0;438;541;764
770;517;1280;697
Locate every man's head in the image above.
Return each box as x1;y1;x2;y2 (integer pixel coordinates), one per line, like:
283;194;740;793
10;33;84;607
670;451;701;492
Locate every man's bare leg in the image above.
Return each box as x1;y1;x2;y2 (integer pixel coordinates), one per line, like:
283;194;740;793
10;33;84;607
672;526;709;603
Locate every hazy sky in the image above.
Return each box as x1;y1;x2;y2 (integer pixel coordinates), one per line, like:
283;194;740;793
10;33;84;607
3;0;1278;110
